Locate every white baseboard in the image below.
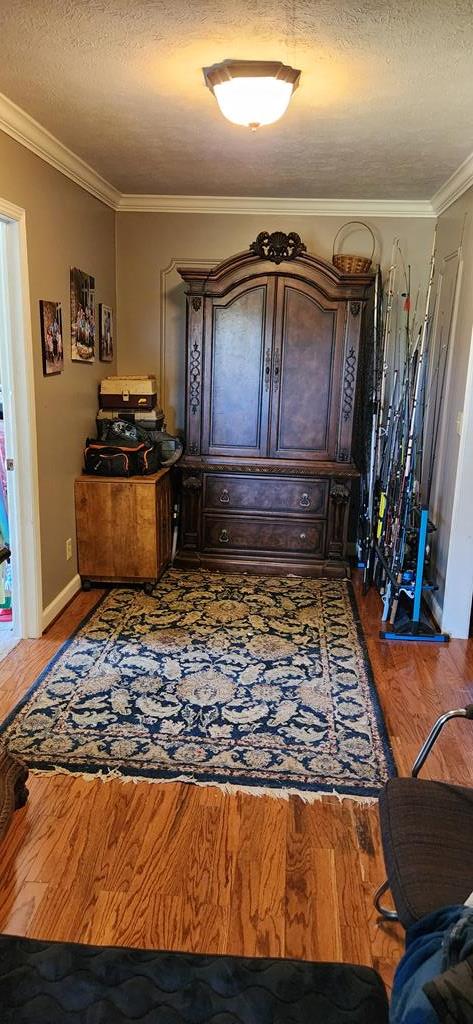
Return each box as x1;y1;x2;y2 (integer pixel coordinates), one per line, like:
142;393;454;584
42;573;82;632
425;591;443;632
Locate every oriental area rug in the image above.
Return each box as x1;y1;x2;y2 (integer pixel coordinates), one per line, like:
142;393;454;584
1;571;395;800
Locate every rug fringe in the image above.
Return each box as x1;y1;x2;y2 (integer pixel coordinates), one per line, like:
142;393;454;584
26;765;378;805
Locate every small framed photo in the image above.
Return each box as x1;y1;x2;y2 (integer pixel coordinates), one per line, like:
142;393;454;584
99;304;113;362
40;301;64;376
70;267;95;362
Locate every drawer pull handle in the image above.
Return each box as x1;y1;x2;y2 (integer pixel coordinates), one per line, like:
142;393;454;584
219;488;230;504
299;492;311;508
299;532;306;540
219;529;230;544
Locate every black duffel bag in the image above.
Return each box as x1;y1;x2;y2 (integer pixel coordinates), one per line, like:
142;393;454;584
84;437;160;477
100;419;182;465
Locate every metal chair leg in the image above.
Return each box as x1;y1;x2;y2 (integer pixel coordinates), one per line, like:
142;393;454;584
374;879;399;921
412;706;473;777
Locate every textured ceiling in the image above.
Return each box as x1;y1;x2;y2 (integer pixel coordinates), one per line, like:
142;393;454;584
0;0;472;198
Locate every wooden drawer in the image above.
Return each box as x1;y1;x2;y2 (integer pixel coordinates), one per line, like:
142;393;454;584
203;514;326;558
203;474;328;517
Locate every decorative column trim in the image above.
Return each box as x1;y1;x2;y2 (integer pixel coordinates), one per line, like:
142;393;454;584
159;258;217;433
337;300;364;461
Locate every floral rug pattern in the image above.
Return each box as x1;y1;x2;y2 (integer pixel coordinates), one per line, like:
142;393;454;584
1;571;395;798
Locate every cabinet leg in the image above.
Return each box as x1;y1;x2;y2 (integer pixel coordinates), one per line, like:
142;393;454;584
143;582;154;596
82;579;92;592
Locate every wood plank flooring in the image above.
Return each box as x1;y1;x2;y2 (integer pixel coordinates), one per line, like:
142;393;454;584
0;576;472;994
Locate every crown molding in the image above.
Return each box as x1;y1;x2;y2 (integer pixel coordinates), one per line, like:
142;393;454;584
0;92;120;210
2;90;470;218
117;193;435;217
431;150;473;216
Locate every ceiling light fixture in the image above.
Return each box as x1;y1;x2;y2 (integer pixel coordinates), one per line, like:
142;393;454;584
203;60;301;130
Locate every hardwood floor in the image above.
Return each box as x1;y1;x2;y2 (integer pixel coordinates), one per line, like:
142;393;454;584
0;576;472;994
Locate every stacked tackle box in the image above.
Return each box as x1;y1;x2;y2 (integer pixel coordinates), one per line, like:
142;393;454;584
97;375;165;443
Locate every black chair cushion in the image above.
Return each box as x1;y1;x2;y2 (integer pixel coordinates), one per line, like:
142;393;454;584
380;777;473;929
0;934;389;1023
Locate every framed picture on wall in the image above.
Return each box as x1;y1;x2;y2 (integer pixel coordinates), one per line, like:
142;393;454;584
39;300;64;376
99;304;113;362
70;267;95;362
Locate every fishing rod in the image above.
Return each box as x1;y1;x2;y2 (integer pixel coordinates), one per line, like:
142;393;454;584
380;248;411;492
379;367;399;487
367;266;382;524
368;244;401;593
425;325;449;506
361;265;382;592
383;228;437;621
372;246;412;598
399;228;436;516
375;240;399;480
357;227;448;638
376;290;423;616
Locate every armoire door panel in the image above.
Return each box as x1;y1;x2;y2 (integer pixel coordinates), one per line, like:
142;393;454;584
204;282;273;456
270;282;342;461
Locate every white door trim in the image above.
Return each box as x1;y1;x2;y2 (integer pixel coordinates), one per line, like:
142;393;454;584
441;321;473;638
0;198;42;638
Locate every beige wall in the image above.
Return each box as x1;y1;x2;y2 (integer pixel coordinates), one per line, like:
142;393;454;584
116;212;434;436
0;130;116;609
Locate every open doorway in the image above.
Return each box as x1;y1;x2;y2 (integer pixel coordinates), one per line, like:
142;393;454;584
0;200;42;652
0;379;13;654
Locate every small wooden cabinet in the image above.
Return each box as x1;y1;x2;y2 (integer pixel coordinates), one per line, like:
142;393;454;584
75;469;172;590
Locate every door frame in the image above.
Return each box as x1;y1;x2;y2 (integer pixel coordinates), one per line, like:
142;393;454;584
0;198;42;639
441;320;473;638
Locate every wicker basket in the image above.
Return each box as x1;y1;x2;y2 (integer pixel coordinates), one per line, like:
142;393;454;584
332;221;376;274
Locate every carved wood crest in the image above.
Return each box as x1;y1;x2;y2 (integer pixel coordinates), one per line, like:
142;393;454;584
330;482;351;503
249;231;307;265
182;473;202;491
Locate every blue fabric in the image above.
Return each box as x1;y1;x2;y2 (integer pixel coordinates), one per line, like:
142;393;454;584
390;905;473;1024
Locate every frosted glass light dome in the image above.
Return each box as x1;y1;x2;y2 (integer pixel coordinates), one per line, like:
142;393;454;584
204;61;300;130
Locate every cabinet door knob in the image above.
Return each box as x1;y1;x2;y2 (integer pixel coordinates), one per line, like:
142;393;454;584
219;488;230;504
219;528;230;544
299;492;311;507
299;532;306;540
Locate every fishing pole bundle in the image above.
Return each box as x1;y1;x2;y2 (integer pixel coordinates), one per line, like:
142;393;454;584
356;230;449;641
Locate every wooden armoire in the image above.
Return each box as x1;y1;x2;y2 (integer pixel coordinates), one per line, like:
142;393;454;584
176;231;373;577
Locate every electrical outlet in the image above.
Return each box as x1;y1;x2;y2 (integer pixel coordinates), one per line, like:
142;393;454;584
66;538;72;561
